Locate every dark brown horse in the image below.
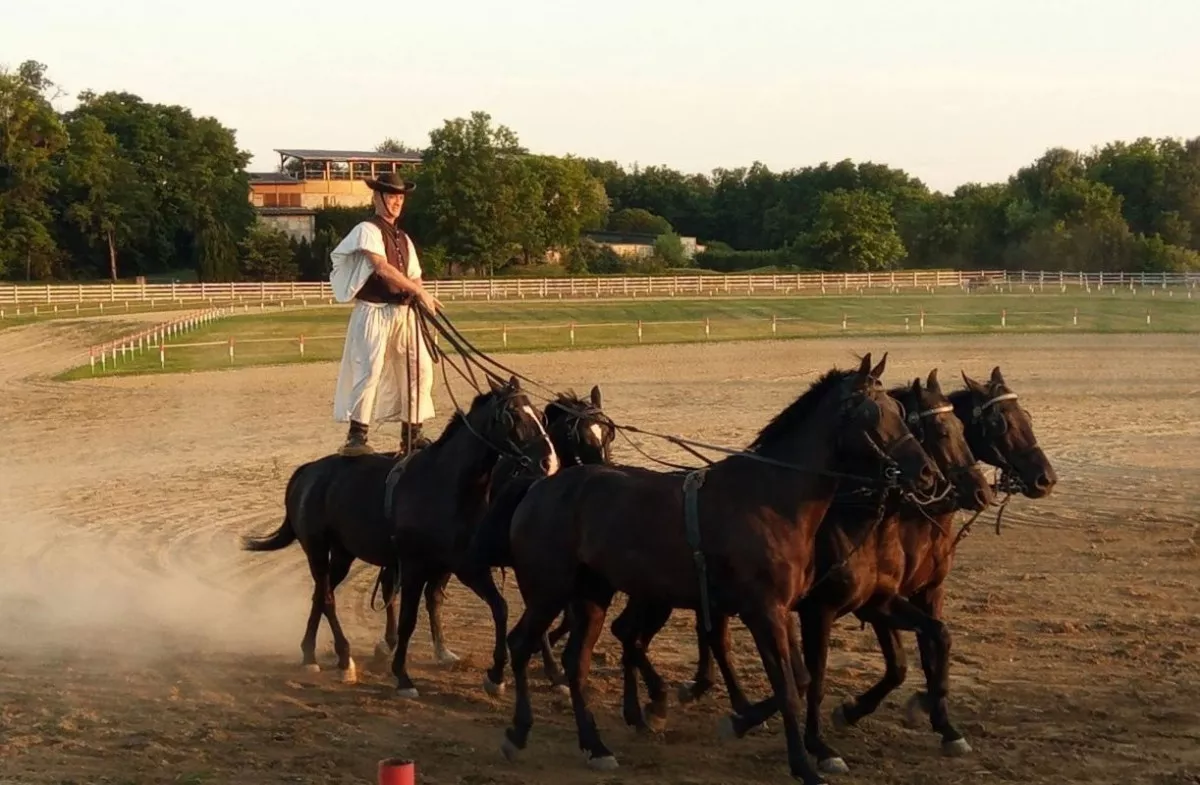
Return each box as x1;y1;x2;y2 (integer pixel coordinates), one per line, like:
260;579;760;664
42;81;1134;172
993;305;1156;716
499;354;941;784
369;386;615;691
654;365;1056;771
242;376;557;691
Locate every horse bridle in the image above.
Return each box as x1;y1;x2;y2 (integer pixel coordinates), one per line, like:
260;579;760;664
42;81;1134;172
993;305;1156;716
967;389;1041;494
459;388;549;473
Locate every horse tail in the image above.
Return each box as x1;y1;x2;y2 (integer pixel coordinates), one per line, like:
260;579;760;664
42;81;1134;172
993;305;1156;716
466;478;534;571
241;517;297;552
242;461;309;552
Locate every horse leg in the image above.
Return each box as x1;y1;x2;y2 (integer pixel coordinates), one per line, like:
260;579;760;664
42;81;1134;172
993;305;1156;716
612;599;671;733
677;611;719;705
563;586;619;770
373;566;399;665
739;604;825;785
834;608;907;729
426;571;459;664
888;592;971;756
323;544;358;684
299;546;328;672
546;611;570;648
798;605;849;774
456;567;510;696
501;604;561;762
538;606;570;691
390;561;429;698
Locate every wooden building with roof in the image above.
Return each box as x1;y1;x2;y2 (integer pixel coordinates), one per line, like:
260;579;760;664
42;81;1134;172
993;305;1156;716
248;148;422;241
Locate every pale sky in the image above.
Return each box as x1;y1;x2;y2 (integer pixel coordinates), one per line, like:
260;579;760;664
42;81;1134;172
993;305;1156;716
4;0;1199;194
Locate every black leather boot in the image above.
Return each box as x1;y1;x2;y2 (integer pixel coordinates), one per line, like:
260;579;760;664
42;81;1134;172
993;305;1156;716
399;422;431;455
339;420;373;457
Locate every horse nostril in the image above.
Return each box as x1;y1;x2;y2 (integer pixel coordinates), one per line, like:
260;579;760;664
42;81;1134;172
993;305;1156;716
974;489;990;508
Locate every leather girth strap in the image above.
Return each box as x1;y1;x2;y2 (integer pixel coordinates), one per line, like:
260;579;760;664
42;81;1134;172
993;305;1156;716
683;467;713;633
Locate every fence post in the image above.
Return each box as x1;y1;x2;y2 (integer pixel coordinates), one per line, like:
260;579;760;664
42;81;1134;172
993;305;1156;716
229;337;235;364
299;334;305;357
772;314;777;335
1001;309;1007;328
1073;308;1078;326
841;313;847;331
569;322;575;346
705;317;710;339
920;308;925;333
637;320;643;343
502;325;508;349
159;344;165;369
1146;310;1151;327
90;350;95;375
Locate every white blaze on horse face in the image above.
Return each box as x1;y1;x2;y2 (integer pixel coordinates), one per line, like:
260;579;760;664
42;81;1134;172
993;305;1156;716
521;404;559;475
588;423;604;449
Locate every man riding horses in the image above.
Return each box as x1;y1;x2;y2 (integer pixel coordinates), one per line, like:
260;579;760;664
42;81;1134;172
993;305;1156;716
328;171;443;457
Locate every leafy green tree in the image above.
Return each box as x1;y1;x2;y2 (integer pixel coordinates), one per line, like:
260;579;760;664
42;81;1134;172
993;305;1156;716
797;189;907;271
240;224;298;281
0;60;67;279
607;207;672;235
653;231;687;266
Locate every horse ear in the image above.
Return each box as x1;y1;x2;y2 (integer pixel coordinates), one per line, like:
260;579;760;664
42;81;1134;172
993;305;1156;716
590;384;603;408
926;368;942;396
990;366;1005;387
508;374;520;390
961;370;987;396
488;376;505;394
857;353;873;378
869;351;888;380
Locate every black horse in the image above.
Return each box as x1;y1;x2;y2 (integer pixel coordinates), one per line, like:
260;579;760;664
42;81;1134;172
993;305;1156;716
464;385;616;691
242;376;558;690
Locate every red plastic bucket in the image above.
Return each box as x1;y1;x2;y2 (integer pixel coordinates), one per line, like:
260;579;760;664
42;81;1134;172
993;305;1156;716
378;757;415;785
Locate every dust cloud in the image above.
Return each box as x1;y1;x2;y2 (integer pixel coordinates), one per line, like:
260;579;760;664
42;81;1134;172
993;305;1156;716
0;507;311;666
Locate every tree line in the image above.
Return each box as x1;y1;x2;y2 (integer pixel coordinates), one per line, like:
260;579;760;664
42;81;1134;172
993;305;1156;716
4;59;1199;283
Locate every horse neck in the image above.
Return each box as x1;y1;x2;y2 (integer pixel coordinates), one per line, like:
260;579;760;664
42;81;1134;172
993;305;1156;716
433;415;501;494
722;396;847;524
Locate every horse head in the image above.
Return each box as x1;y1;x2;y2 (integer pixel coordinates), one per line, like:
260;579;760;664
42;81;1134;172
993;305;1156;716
891;369;993;512
545;385;615;467
749;352;940;496
955;366;1057;499
466;375;559;478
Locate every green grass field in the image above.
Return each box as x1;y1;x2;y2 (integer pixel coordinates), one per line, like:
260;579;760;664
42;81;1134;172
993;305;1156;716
56;289;1200;380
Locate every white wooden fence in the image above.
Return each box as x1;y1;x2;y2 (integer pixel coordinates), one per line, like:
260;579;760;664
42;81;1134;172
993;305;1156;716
3;269;1199;306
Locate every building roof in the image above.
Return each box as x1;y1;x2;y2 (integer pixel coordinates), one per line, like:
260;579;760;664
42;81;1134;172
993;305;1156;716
248;171;299;184
276;148;422;163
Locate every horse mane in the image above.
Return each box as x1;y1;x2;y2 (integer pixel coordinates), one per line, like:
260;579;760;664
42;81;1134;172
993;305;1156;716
545;390;587;420
748;367;855;455
431;388;499;447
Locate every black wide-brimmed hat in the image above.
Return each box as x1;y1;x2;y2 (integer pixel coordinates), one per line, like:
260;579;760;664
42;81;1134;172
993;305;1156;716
364;172;416;195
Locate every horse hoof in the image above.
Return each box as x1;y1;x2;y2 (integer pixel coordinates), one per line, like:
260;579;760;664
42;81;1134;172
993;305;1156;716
676;681;697;704
340;658;358;685
641;705;667;734
819;757;850;775
942;738;973;757
586;754;619;771
500;737;520;762
903;693;925;729
831;703;854;730
302;663;321;674
717;715;741;742
395;687;420;699
553;684;570;697
483;676;506;697
435;648;461;665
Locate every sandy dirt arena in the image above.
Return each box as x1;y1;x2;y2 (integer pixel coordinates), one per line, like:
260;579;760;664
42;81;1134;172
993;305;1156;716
1;319;1198;785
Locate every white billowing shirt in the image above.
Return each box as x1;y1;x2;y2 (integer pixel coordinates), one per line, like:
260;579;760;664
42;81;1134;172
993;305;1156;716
328;221;422;303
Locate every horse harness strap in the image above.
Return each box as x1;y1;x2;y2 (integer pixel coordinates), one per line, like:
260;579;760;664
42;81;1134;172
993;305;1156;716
683;467;713;634
383;454;416;521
